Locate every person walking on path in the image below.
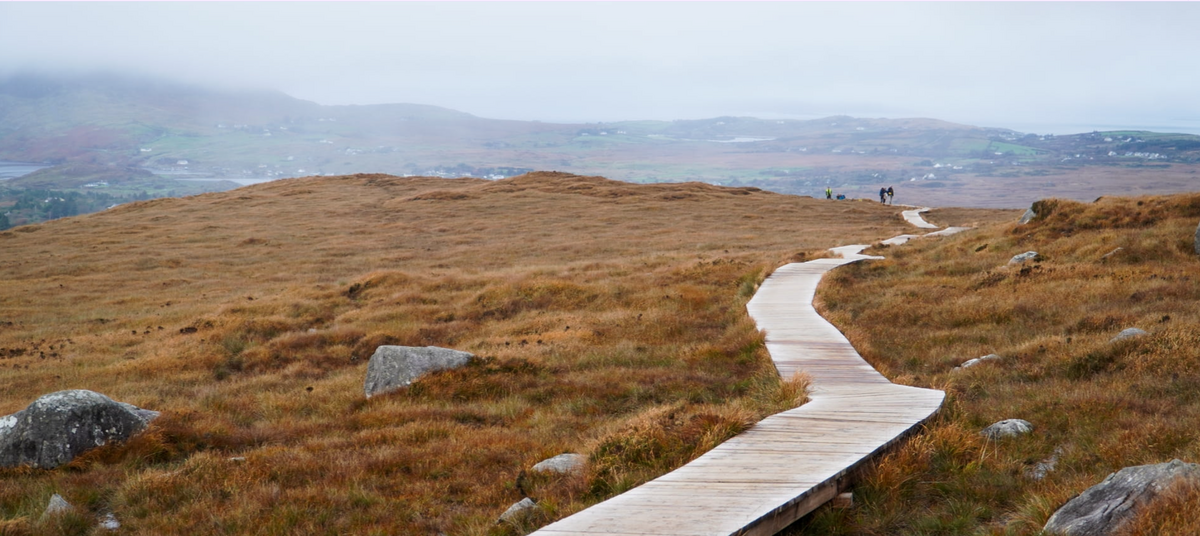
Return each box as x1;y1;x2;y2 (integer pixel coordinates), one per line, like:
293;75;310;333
825;187;833;200
887;186;894;204
879;187;887;204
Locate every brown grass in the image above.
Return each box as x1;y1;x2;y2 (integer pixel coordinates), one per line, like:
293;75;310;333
0;172;928;534
788;192;1200;535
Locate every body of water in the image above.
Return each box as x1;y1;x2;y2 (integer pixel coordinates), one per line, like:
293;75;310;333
0;161;49;180
174;178;279;186
1001;121;1200;136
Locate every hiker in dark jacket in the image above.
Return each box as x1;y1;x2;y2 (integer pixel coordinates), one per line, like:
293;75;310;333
879;187;887;204
887;186;894;204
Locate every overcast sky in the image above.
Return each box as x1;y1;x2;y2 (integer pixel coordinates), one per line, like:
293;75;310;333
2;2;1199;134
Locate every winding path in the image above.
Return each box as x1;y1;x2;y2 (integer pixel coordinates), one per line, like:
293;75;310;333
532;209;954;536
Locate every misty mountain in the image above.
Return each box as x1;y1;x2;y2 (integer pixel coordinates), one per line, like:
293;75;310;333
3;72;1200;209
0;72;1013;171
0;72;557;163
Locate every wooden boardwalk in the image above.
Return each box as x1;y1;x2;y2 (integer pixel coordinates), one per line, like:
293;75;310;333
531;220;949;536
901;207;939;229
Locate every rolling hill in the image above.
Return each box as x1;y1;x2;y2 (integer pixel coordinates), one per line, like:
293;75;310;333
4;169;1199;534
0;171;1016;534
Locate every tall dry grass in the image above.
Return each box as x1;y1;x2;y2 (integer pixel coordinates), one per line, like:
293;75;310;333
788;193;1200;535
0;172;984;535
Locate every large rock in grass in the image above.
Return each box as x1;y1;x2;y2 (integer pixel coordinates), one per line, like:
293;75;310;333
1044;459;1200;536
42;494;74;520
1009;251;1039;264
1110;328;1148;343
1019;206;1037;224
957;354;1000;370
363;345;474;398
981;419;1033;439
498;497;538;524
532;453;586;475
0;390;159;469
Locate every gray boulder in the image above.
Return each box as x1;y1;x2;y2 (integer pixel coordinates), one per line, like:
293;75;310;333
1009;251;1039;264
0;390;159;469
1044;459;1200;536
41;494;74;520
1111;328;1148;343
957;354;1000;370
532;453;586;475
1019;207;1037;224
981;419;1033;439
498;497;538;524
363;345;474;398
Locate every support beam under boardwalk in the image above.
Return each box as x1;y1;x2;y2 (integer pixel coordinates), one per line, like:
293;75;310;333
531;246;944;536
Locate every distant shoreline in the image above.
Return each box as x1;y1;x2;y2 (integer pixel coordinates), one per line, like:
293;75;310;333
0;161;49;181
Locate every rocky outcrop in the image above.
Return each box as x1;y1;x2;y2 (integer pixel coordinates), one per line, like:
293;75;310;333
981;419;1033;439
957;354;1000;370
1111;328;1148;343
1009;251;1039;264
1044;459;1200;536
363;346;474;398
0;390;159;469
532;453;586;475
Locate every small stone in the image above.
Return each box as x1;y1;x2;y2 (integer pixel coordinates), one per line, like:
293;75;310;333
42;494;73;519
957;354;1000;369
498;497;538;524
1026;447;1064;481
981;419;1033;439
531;453;585;474
1111;328;1148;343
363;346;474;398
1044;459;1200;536
1100;247;1123;259
1009;251;1039;264
1018;207;1037;224
99;513;121;530
229;456;247;463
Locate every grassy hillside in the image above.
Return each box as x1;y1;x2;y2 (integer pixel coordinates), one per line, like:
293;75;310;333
790;192;1200;535
0;172;1019;534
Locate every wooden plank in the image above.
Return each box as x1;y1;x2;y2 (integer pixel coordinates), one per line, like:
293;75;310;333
529;237;944;536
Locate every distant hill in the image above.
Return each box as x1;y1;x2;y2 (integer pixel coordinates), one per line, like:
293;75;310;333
10;163;158;188
3;72;1200;208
